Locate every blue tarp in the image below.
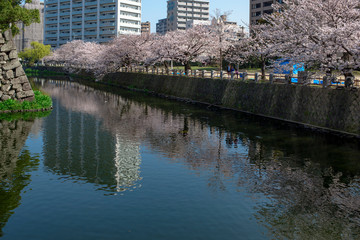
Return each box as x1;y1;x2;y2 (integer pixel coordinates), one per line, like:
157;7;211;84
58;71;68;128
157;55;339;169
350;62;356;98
274;60;305;75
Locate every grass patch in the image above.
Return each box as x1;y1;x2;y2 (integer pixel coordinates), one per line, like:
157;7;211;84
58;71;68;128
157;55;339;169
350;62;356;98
0;90;52;112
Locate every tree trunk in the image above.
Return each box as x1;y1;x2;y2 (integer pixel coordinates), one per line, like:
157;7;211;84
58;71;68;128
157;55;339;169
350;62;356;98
185;62;191;74
261;60;266;81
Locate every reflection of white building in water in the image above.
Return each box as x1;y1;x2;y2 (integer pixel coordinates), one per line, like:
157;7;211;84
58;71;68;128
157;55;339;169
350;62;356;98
40;80;142;193
114;133;141;192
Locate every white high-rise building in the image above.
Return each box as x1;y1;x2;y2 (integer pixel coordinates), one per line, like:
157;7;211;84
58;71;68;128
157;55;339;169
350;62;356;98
44;0;142;48
167;0;210;32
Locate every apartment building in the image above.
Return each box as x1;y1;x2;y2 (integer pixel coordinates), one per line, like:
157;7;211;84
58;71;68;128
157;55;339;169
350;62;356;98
250;0;282;26
44;0;142;48
14;0;44;52
167;0;210;32
141;21;150;34
156;18;167;35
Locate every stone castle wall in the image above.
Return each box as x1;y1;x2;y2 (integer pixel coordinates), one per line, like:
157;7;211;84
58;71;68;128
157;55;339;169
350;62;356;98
0;30;34;102
102;72;360;136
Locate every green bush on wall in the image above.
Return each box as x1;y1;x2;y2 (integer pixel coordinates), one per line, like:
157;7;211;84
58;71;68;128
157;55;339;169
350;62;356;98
0;90;52;111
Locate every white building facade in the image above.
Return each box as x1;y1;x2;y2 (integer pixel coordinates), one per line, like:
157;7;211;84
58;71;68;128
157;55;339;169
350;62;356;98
44;0;142;48
167;0;210;32
14;0;44;52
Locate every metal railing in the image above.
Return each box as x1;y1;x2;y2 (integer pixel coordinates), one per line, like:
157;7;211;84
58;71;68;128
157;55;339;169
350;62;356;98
118;67;360;88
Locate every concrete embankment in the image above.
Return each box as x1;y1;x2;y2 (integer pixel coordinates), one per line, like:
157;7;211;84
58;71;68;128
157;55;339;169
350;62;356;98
101;72;360;137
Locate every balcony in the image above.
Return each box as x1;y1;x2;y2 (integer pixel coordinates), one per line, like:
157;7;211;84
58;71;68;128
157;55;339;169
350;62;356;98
60;12;70;16
100;14;115;20
84;31;97;36
45;33;57;38
84;23;97;28
60;5;70;9
100;0;116;5
59;25;70;30
46;12;58;18
59;18;70;23
85;8;97;14
45;19;58;24
85;1;97;7
72;25;83;29
72;3;82;8
84;16;98;21
72;9;83;14
59;32;71;37
100;30;115;35
100;6;116;12
100;22;115;27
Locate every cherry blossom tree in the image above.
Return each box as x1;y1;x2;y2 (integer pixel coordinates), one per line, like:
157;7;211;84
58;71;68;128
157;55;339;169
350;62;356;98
260;0;360;83
226;25;274;81
167;26;217;73
210;9;238;71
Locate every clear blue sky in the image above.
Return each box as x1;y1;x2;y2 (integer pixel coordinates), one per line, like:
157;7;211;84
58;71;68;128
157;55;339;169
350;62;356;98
142;0;250;32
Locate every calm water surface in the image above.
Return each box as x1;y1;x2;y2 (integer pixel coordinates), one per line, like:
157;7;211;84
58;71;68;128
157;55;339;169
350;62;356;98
1;78;360;240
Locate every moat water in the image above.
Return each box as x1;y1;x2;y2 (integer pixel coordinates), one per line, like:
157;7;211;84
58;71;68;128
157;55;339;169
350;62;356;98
0;78;360;240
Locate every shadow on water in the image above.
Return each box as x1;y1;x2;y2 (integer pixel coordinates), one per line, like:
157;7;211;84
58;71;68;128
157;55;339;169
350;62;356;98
31;77;360;239
0;120;40;237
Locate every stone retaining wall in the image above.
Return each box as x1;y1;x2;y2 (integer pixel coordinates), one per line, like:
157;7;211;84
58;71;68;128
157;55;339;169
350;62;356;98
0;30;34;102
102;72;360;136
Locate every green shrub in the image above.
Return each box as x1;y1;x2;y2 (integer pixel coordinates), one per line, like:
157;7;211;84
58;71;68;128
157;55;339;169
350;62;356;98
0;90;52;111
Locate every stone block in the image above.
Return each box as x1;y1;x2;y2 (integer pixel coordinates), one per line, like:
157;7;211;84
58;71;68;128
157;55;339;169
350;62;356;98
15;67;25;77
0;91;2;98
11;77;20;84
5;70;14;79
2;59;21;71
19;75;28;83
24;90;34;97
3;30;12;41
1;94;10;101
0;39;4;44
22;82;32;91
1;79;9;85
9;90;15;96
16;91;27;99
3;55;9;61
12;84;22;90
2;29;12;41
1;84;11;92
1;41;16;52
9;50;17;59
15;87;22;92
